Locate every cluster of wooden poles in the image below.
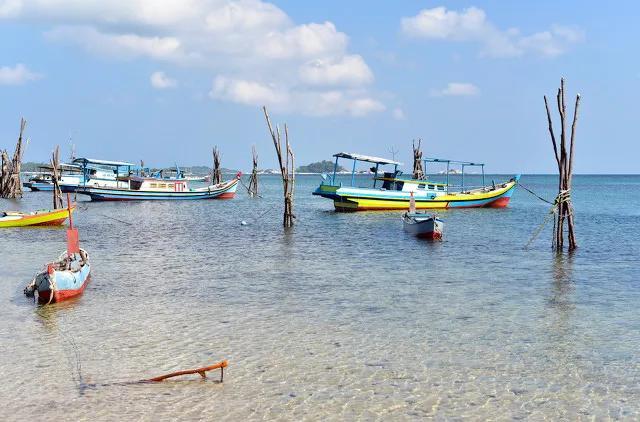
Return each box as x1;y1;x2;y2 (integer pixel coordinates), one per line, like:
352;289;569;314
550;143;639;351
0;118;26;199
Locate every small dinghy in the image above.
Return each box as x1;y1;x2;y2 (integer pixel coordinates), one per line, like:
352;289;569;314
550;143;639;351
402;192;444;240
24;196;90;304
403;213;444;239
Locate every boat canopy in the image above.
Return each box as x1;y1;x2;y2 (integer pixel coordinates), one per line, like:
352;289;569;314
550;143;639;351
333;152;403;166
423;157;486;190
73;158;136;167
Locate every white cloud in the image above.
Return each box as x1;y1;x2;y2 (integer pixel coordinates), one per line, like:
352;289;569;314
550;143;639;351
392;108;406;120
46;26;187;62
0;63;42;85
211;76;288;107
210;76;384;117
150;71;177;89
299;55;373;87
2;0;383;116
432;82;479;97
401;6;584;58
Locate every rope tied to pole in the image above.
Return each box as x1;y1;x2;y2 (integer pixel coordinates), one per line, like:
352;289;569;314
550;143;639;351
524;189;573;249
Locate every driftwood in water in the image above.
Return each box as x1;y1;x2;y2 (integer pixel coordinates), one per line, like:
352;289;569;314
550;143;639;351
145;360;228;382
262;106;295;227
212;146;222;185
50;146;63;209
544;78;579;251
1;118;27;198
247;145;259;196
412;138;425;180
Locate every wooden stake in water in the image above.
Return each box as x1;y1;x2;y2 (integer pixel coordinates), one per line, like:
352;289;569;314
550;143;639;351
412;139;425;180
51;146;63;209
212;146;222;185
247;145;259;197
262;106;295;227
0;117;26;199
544;78;579;251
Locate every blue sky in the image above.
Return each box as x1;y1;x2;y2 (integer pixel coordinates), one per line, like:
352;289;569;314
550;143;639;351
0;1;635;173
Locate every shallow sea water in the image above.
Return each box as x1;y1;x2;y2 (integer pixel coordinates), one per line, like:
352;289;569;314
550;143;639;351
1;174;639;420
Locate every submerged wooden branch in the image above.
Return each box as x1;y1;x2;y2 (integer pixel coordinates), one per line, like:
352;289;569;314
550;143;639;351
145;360;228;382
263;106;295;227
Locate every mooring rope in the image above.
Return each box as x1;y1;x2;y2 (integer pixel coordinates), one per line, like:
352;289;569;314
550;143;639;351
238;176;262;198
516;181;554;205
524;189;572;249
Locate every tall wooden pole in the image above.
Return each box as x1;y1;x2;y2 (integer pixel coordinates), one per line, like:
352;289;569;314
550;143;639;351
50;146;63;209
412;138;425;180
544;78;579;251
263;106;295;227
247;145;259;196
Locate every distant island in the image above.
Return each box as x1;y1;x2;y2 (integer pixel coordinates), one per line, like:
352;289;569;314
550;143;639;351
297;160;346;173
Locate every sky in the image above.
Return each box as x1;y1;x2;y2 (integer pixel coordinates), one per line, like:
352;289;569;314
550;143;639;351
0;0;636;173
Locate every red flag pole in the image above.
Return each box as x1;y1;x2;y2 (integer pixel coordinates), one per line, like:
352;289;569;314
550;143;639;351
66;192;73;229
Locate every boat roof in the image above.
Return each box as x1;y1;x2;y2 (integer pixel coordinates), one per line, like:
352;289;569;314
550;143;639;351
423;157;484;166
73;158;136;167
38;163;82;171
333;152;403;166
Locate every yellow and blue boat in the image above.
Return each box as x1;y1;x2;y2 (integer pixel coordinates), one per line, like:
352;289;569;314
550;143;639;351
312;152;519;211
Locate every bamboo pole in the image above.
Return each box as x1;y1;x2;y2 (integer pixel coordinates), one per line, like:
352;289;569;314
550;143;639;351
247;145;259;196
262;106;295;227
212;146;222;185
544;78;579;251
412;138;425;180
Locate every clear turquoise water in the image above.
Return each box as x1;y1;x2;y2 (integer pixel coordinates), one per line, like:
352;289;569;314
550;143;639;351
1;174;639;420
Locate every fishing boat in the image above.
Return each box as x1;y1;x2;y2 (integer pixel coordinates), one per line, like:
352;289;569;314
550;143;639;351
0;206;75;228
313;152;520;211
24;198;89;304
76;171;240;201
23;164;84;192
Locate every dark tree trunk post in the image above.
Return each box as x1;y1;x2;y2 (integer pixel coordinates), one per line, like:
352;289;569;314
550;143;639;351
544;78;579;252
212;147;222;185
263;106;295;227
